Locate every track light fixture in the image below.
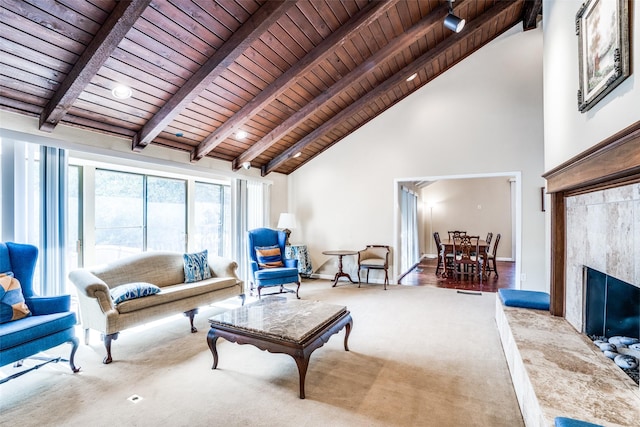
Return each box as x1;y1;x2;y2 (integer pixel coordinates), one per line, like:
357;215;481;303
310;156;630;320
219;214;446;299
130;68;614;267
444;0;465;33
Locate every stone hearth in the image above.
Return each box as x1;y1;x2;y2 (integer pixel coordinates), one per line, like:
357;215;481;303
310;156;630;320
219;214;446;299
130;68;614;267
496;297;640;427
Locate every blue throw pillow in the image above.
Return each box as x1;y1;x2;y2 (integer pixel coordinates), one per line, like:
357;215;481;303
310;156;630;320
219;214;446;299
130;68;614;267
183;250;212;283
0;273;31;323
255;245;284;268
110;282;161;305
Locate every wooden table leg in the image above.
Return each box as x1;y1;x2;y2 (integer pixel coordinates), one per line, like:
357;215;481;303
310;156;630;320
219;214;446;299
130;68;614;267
292;355;310;399
343;317;352;351
331;255;356;287
207;329;219;369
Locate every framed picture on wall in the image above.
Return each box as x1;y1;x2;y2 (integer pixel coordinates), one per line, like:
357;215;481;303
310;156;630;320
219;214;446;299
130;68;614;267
576;0;630;112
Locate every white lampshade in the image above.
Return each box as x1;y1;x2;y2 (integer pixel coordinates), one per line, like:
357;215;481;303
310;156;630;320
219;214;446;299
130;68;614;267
277;213;297;229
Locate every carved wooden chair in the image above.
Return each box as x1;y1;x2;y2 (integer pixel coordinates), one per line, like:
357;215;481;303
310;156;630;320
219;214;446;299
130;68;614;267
452;235;482;281
447;230;467;240
485;232;493;246
433;232;454;277
484;233;501;278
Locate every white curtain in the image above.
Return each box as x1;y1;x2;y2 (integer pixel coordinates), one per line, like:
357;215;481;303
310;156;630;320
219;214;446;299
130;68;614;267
234;179;269;288
400;185;419;274
1;140;41;290
39;146;68;296
0;140;39;245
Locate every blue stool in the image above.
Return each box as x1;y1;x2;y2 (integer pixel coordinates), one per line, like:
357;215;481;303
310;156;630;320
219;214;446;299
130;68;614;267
555;416;604;427
498;288;550;310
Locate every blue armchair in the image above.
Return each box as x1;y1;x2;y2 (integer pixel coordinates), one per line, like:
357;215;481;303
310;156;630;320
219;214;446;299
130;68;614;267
0;242;79;382
248;228;300;298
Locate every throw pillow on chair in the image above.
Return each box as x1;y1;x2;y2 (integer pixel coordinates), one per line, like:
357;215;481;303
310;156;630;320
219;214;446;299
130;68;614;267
0;274;31;323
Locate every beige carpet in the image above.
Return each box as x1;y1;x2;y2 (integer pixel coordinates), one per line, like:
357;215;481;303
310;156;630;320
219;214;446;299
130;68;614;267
0;280;524;427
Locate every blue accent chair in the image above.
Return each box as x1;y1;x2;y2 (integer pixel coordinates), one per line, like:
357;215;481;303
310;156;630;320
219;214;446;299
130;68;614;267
248;228;300;299
0;242;79;382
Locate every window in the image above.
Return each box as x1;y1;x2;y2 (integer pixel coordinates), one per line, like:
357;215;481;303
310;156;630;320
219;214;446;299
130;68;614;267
94;170;188;263
194;181;230;257
146;176;186;252
95;170;144;262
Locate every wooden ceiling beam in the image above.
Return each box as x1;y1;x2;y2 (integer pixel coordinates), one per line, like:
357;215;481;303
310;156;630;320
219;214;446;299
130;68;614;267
522;0;542;31
192;0;398;163
234;0;470;170
131;0;294;152
262;0;518;175
38;0;151;132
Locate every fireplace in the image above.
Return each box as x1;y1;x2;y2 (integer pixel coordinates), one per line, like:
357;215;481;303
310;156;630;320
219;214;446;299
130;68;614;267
542;121;640;393
584;267;640;339
543;122;640;320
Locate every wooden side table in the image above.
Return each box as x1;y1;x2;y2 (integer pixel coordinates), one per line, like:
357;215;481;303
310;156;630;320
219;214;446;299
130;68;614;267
322;250;358;287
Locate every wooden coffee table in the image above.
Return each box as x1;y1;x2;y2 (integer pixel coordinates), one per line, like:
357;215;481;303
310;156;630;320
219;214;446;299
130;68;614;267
207;298;353;399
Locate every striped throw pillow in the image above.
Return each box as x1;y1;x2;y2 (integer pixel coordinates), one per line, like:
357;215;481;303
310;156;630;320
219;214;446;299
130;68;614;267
256;245;284;268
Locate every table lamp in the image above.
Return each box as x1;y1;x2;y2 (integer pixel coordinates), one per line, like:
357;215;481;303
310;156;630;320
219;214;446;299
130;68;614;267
277;213;297;246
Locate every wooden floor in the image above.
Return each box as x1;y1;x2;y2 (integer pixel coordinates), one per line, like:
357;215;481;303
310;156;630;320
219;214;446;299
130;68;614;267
399;257;516;292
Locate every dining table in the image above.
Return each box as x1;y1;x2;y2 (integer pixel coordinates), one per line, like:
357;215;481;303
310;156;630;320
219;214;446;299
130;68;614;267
440;238;490;279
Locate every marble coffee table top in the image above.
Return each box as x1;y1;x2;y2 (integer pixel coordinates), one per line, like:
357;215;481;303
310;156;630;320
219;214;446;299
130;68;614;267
208;297;347;344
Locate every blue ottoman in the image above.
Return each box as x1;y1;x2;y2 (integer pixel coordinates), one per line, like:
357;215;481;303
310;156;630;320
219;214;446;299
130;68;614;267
498;289;550;310
555;416;604;427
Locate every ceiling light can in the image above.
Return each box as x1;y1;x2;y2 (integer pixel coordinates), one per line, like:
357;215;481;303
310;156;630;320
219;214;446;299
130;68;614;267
112;85;132;99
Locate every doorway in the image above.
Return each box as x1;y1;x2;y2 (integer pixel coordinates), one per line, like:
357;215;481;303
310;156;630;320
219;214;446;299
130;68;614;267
393;171;521;286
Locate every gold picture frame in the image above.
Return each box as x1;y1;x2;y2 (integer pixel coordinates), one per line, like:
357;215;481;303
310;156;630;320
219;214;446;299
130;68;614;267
576;0;630;112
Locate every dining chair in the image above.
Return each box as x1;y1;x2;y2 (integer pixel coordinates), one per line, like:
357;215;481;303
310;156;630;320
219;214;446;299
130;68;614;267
357;245;390;290
485;232;493;246
484;233;501;278
452;235;482;281
433;232;453;277
472;232;493;258
447;230;467;240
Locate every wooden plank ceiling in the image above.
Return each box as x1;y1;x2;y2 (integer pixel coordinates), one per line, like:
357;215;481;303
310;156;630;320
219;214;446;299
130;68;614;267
0;0;540;176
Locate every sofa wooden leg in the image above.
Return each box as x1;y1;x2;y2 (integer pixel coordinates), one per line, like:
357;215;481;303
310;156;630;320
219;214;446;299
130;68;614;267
184;309;199;333
69;336;81;373
102;332;118;364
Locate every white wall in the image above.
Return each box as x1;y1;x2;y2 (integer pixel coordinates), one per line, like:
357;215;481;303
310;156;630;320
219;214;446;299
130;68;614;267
543;0;640;169
289;25;547;290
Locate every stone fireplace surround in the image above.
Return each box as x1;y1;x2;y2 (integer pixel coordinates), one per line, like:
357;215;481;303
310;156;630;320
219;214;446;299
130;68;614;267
565;184;639;333
496;122;640;426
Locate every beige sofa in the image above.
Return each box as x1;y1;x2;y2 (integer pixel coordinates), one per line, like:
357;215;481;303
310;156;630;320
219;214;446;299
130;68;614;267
69;251;244;363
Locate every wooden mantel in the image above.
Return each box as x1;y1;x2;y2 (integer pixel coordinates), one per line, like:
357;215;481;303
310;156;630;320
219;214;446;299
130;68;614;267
542;121;640;316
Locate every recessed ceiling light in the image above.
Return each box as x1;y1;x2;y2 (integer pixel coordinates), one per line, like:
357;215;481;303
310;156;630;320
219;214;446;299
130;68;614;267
111;85;132;99
236;130;248;140
406;73;417;82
